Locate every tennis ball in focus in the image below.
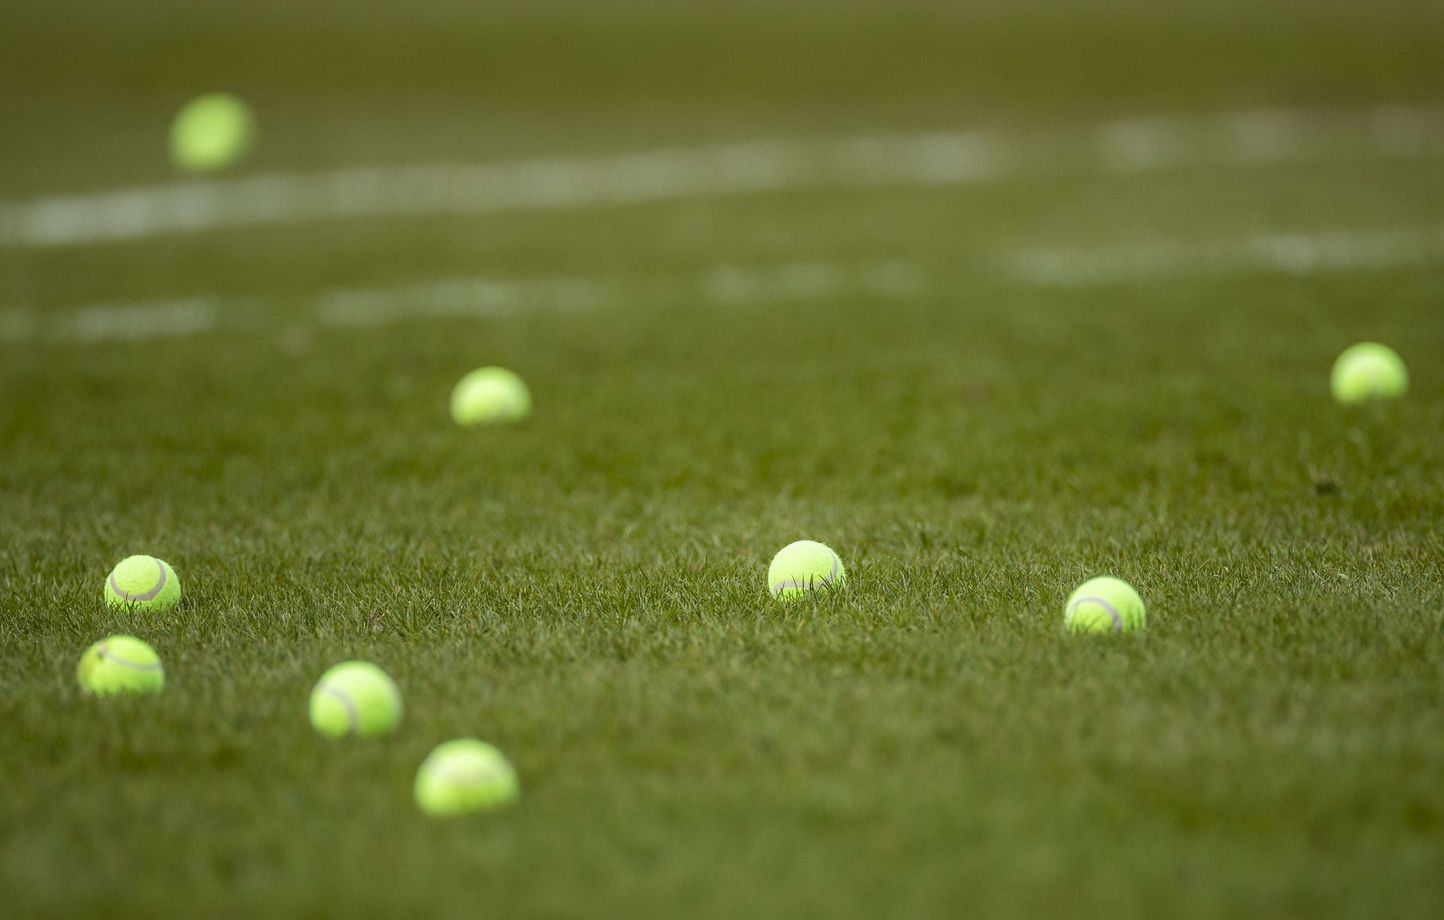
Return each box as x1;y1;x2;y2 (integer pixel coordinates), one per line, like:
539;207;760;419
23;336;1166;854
450;367;531;426
768;540;846;602
77;635;165;696
1331;342;1408;404
170;93;256;174
415;739;520;816
309;661;403;739
104;555;182;612
1065;576;1146;634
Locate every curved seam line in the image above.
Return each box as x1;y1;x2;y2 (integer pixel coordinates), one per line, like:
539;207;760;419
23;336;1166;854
98;647;162;672
321;685;361;735
1070;596;1124;632
108;558;168;603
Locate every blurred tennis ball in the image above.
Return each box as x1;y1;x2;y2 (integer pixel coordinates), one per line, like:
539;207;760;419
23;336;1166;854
768;540;846;602
77;635;165;697
414;739;520;816
1331;342;1408;404
169;93;256;174
450;367;532;426
309;661;403;739
104;555;182;613
1064;576;1146;634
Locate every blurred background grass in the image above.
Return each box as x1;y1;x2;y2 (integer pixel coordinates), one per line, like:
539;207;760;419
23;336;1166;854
1;2;1442;918
3;1;1444;190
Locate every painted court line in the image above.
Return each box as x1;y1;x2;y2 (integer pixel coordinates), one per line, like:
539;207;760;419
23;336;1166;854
315;276;609;327
0;298;221;344
0;260;924;345
700;260;924;305
6;222;1444;346
0;136;998;250
1009;225;1444;288
67;297;221;343
1;104;1441;250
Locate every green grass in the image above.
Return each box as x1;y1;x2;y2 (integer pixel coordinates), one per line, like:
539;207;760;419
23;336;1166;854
2;3;1444;918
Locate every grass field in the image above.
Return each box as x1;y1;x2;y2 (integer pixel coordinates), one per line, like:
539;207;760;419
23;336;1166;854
2;2;1443;917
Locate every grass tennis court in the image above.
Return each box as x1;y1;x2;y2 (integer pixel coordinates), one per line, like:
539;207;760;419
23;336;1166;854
1;3;1442;917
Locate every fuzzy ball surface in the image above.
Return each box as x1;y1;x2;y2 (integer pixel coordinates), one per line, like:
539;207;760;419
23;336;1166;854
170;93;256;173
309;661;404;739
104;555;182;612
768;540;846;602
450;367;532;426
77;635;165;697
1064;576;1147;634
1331;342;1408;404
415;739;520;816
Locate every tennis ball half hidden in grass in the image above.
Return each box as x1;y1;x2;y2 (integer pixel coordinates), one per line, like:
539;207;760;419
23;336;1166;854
1064;576;1146;634
104;555;181;613
309;661;403;739
170;92;256;174
77;635;165;697
450;367;532;426
415;739;520;817
768;540;846;602
1330;342;1408;405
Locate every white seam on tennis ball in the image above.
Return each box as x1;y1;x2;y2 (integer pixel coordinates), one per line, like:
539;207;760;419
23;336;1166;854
320;684;360;734
108;558;168;602
98;645;162;672
1069;596;1124;632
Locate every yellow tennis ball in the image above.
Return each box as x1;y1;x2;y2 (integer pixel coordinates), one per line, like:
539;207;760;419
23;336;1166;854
170;93;256;174
77;635;165;697
308;661;403;739
767;540;846;602
414;739;520;816
104;555;182;613
1064;576;1146;634
449;367;532;426
1330;342;1408;404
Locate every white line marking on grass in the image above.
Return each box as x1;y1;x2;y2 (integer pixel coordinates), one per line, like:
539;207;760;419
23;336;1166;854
1009;225;1444;288
0;308;38;343
5;215;1442;347
1218;109;1308;164
1094;118;1190;172
2;104;1441;250
315;276;608;328
0;134;996;250
62;298;220;343
0;258;925;345
1370;105;1444;156
700;260;924;305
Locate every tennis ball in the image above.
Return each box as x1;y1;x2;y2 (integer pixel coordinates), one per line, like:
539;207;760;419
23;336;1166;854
1064;576;1146;634
170;93;256;174
104;555;182;613
309;661;403;739
1330;342;1408;404
768;540;845;602
77;635;165;697
450;367;531;426
414;739;520;817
